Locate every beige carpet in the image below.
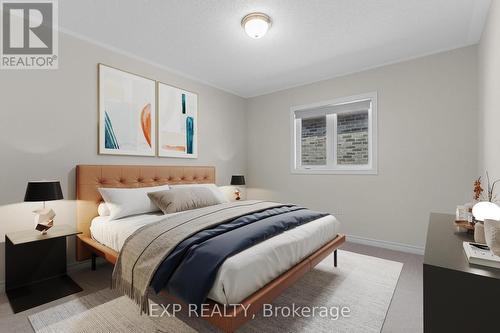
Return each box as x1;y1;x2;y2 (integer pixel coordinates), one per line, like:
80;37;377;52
28;250;402;333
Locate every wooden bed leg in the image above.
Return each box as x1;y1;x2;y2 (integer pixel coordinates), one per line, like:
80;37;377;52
91;253;97;271
334;249;338;267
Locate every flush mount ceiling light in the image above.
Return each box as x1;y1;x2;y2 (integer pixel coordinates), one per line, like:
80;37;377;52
241;12;272;39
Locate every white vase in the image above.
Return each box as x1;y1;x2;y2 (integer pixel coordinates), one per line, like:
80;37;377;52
484;219;500;256
474;222;486;244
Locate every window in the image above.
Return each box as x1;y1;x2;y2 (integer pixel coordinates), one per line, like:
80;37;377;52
291;92;377;174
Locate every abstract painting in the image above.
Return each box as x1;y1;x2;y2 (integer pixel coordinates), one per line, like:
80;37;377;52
158;82;198;158
98;64;156;156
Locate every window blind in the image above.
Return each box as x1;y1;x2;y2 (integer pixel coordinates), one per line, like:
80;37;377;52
294;99;371;119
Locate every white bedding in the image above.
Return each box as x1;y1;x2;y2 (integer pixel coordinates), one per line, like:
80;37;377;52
90;208;340;304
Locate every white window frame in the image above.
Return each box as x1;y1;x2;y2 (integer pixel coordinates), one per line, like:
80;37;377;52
290;92;378;175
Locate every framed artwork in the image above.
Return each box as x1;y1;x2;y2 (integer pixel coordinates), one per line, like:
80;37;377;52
98;64;156;156
157;82;198;158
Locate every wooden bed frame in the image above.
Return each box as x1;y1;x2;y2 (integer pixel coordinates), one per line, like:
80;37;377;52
75;164;345;332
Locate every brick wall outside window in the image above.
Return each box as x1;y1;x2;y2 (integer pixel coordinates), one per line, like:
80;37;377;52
337;111;369;165
301;117;326;165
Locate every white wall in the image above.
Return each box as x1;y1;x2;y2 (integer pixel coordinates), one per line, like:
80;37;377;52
0;32;247;285
246;46;478;251
478;1;500;178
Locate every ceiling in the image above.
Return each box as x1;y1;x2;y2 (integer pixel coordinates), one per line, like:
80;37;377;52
59;0;491;98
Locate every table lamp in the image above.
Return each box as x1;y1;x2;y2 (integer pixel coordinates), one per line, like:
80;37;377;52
24;181;63;234
472;201;500;222
230;175;246;201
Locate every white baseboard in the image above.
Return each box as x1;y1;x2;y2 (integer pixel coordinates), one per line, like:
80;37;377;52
347;234;425;255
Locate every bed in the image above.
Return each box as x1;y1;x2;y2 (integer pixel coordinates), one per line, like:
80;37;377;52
75;165;345;332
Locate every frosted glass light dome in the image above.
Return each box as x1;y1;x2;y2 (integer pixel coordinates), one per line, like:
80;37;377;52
472;201;500;221
241;13;271;39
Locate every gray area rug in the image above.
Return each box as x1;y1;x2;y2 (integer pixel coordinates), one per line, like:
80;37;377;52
29;250;402;333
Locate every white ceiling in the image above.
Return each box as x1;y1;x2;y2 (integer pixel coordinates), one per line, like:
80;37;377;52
59;0;491;98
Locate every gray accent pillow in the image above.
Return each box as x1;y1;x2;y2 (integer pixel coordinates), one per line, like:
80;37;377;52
147;187;222;214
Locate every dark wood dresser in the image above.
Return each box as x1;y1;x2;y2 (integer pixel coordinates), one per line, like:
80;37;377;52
424;213;500;333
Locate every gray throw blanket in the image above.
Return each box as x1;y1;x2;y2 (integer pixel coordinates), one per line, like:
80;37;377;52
111;200;283;313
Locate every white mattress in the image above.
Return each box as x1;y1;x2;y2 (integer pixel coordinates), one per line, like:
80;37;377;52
90;208;340;304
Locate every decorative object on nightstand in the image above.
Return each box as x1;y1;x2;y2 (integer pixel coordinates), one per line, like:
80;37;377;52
456;173;500;241
484;219;500;256
455;204;471;222
462;241;500;268
474;222;486;243
230;175;245;201
454;219;475;234
471;202;500;243
472;201;500;221
24;180;63;234
471;173;500;220
471;172;500;248
455;203;474;234
5;225;82;313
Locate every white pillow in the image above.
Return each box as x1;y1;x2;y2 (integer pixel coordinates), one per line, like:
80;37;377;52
98;184;171;220
218;186;238;202
97;202;110;216
170;184;229;204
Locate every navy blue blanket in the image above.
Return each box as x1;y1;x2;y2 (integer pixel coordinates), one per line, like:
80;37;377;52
150;205;328;308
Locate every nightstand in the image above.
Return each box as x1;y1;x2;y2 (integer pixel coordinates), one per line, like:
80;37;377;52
424;213;500;332
5;224;83;313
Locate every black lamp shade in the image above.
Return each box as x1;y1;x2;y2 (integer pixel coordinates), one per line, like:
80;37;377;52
24;181;63;202
230;175;246;186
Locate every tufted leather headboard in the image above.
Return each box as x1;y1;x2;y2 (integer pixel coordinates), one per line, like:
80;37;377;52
76;165;215;238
